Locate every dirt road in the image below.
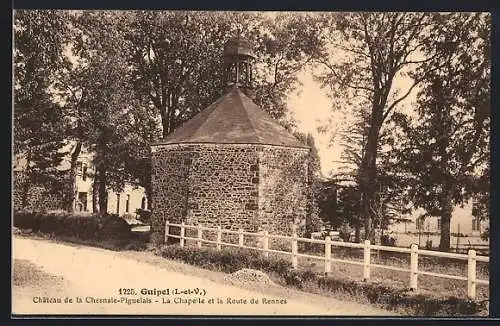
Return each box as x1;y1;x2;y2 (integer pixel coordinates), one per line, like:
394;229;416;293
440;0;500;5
12;236;394;316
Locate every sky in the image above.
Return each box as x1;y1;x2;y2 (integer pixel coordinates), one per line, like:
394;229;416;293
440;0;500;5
287;69;341;178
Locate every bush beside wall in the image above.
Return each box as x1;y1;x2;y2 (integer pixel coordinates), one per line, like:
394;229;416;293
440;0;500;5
13;210;146;245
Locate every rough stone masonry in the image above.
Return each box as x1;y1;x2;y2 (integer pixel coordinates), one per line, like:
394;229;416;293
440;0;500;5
150;143;309;245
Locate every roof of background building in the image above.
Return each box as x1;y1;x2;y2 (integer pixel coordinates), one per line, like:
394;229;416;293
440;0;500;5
153;87;309;149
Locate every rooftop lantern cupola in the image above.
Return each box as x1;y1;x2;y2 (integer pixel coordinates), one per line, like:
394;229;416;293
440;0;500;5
223;35;255;94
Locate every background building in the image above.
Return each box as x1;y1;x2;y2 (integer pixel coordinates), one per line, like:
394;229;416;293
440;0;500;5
389;201;488;237
13;143;147;216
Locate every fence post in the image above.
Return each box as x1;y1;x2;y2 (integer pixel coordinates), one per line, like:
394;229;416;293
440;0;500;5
180;222;185;248
363;240;371;281
216;226;222;251
238;228;244;247
468;249;477;300
324;236;332;274
291;226;298;269
263;230;269;258
410;244;419;291
164;221;170;244
197;224;203;249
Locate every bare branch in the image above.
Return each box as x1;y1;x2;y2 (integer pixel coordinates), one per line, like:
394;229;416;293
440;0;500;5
383;61;448;121
317;57;375;93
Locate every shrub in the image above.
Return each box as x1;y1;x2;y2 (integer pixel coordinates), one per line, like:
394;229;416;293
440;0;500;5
159;246;292;275
481;228;489;241
136;208;152;223
98;215;133;240
283;269;318;289
315;276;485;315
13;210;135;241
13;210;36;230
381;234;397;247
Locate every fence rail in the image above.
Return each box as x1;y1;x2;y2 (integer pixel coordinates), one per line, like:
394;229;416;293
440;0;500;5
164;221;489;300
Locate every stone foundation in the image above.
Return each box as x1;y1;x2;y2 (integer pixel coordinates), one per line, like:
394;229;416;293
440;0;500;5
151;143;309;245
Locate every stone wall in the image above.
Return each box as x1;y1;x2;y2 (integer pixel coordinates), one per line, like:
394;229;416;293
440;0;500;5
150;147;191;235
258;146;309;237
151;144;259;243
151;143;310;245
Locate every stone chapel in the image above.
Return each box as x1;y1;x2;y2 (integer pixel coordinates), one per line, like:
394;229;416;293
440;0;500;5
150;36;311;243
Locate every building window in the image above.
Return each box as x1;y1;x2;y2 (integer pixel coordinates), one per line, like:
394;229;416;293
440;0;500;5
141;197;147;210
77;192;88;212
76;161;83;174
116;194;120;214
125;194;130;213
82;164;88;181
472;218;481;231
437;218;441;230
416;217;425;230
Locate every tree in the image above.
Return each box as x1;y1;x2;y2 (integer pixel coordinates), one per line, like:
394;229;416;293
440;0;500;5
13;10;72;208
317;180;338;227
472;166;490;229
252;13;326;126
315;12;460;241
66;11;161;214
330;101;410;241
334;184;361;240
126;11;230;139
126;11;325;138
327;108;368;241
391;13;490;251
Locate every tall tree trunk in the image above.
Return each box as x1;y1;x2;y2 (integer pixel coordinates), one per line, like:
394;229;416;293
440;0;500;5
362;194;373;241
92;178;99;213
161;117;169;139
360;106;382;242
20;153;32;210
66;142;82;212
360;134;379;241
354;220;361;243
439;191;453;252
97;163;107;214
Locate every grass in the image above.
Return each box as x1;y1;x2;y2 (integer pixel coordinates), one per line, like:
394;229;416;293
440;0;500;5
292;245;489;303
183;238;489;302
15;231;150;252
116;249;397;315
159;242;489;316
13;259;65;287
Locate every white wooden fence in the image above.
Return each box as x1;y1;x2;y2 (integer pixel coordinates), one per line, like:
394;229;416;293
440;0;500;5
164;221;489;300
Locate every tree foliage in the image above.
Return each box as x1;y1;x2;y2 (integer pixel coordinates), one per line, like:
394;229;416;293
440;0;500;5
126;11;325;138
63;11;161;213
13;10;72;207
390;13;490;251
314;12;486;242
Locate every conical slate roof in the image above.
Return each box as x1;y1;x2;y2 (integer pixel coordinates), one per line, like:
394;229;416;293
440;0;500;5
153;87;309;149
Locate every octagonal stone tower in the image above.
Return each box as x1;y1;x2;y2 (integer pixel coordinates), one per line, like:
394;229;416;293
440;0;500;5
150;36;310;244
